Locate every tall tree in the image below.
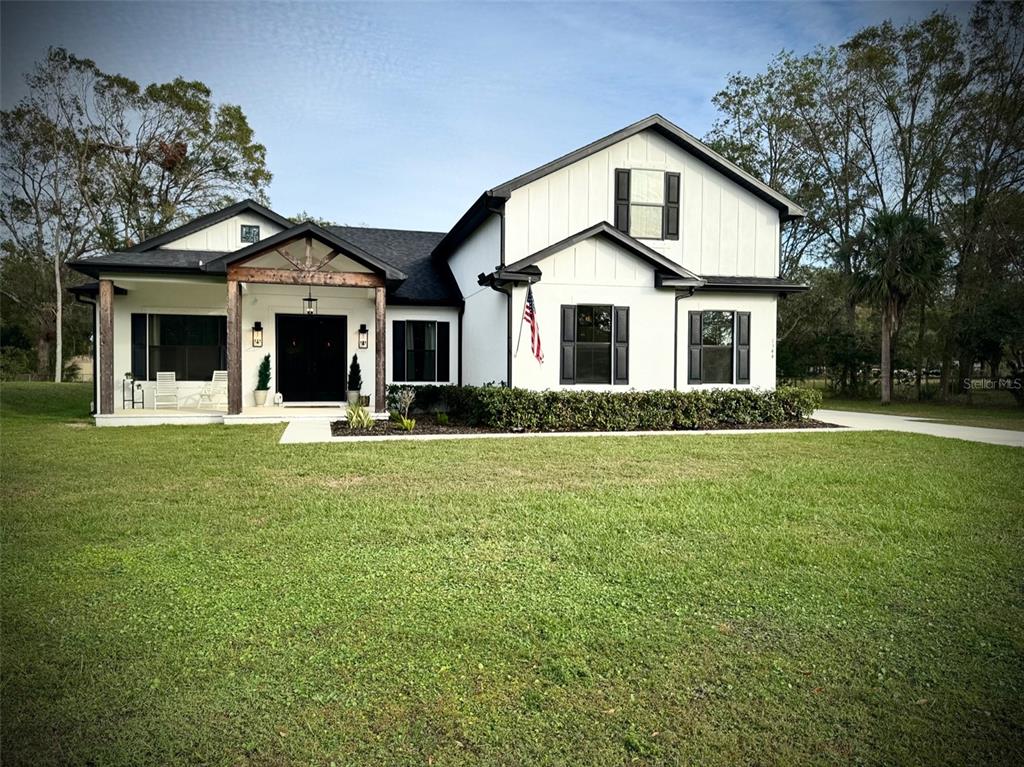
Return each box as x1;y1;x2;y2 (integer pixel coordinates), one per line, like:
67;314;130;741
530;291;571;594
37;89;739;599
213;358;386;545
854;212;946;403
0;49;271;380
942;1;1024;394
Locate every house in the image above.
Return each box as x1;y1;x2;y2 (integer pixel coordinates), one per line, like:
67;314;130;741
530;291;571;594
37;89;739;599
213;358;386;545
70;114;806;424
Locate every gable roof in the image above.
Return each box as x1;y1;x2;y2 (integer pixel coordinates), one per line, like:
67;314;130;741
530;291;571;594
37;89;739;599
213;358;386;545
327;226;457;304
133;199;294;251
504;222;703;282
489;114;806;220
207;221;407;281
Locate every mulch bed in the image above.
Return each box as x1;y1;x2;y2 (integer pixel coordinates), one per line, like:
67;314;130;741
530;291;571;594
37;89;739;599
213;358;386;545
330;418;838;437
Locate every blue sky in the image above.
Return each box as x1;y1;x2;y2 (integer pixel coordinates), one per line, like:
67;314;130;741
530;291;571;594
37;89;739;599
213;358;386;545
2;1;967;232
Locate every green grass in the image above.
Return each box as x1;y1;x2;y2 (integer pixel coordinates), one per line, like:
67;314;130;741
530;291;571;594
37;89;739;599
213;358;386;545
821;393;1024;430
3;382;1023;766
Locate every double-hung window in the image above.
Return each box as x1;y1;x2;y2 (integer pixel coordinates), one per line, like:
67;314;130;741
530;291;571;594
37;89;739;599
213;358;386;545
392;320;451;382
614;168;680;240
559;304;630;385
131;313;227;381
687;311;751;385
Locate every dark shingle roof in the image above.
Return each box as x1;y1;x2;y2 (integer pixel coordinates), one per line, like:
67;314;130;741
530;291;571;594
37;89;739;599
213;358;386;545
70;228;460;304
327;226;458;304
71;249;227;275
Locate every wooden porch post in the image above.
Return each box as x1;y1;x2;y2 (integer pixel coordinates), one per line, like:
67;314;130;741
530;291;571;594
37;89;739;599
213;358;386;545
375;286;386;413
98;279;114;415
227;279;242;414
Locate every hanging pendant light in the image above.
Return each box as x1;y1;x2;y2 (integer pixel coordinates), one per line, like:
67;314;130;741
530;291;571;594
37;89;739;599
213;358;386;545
302;286;318;315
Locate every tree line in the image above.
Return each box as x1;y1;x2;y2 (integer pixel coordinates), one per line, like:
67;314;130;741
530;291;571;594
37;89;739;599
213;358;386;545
705;1;1023;402
1;49;271;381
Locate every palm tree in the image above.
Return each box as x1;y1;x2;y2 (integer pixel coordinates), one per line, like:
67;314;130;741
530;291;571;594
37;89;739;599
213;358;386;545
854;212;945;404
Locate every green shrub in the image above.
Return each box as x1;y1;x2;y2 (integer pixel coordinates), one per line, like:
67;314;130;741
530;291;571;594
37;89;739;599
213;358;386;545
385;384;822;432
435;412;449;426
397;416;416;432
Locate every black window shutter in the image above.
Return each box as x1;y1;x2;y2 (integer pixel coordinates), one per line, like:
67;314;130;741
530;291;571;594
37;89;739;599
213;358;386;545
613;306;629;385
436;322;450;382
736;312;751;384
664;172;680;240
560;305;576;384
392;320;406;382
687;311;702;385
614;169;630;233
130;313;148;380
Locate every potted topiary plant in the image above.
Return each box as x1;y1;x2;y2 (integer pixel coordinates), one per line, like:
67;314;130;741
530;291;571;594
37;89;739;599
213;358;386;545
347;354;362;406
254;354;271;406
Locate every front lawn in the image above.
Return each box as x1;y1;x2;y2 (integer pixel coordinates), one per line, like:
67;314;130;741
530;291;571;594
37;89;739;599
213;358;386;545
2;382;1022;765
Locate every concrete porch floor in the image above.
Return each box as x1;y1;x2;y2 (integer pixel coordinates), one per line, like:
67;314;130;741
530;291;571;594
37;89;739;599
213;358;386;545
94;404;386;427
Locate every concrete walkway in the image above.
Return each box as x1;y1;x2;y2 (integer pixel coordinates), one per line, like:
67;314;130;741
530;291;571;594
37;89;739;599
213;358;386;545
815;409;1024;448
277;411;1024;447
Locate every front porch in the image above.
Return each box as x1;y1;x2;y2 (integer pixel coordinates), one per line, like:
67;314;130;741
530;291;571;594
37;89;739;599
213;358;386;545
93;403;390;427
95;223;402;418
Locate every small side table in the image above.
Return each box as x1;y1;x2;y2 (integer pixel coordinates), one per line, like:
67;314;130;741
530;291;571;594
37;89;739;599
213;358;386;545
122;379;145;409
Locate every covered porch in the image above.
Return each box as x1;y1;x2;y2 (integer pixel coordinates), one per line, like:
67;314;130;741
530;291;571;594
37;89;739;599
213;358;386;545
92;403;390;427
95;223;405;418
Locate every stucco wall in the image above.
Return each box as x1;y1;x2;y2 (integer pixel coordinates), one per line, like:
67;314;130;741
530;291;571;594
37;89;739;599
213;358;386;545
674;292;778;390
503;128;781;278
447;213;507;386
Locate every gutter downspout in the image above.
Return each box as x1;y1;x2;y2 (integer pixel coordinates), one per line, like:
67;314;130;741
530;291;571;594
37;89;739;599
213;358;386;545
457;301;465;386
673;288;696;390
74;292;99;414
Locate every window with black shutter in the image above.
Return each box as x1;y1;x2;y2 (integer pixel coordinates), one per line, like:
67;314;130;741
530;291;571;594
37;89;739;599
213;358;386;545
614;168;680;240
130;313;148;380
391;320;450;382
560;304;629;385
687;311;750;385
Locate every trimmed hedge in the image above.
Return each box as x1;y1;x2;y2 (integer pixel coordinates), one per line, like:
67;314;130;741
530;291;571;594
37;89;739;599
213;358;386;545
387;384;822;432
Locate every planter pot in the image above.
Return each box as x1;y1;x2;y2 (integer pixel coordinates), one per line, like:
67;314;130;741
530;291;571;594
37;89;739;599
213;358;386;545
347;390;360;406
254;389;269;406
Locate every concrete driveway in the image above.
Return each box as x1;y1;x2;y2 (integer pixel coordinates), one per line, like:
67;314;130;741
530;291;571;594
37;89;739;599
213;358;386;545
815;409;1024;448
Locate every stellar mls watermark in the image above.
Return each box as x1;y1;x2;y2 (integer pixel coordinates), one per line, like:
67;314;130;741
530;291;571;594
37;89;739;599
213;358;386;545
963;377;1023;390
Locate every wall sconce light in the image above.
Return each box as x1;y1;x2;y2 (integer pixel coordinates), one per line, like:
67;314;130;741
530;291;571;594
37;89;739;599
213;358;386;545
358;323;369;349
252;321;263;348
302;287;318;315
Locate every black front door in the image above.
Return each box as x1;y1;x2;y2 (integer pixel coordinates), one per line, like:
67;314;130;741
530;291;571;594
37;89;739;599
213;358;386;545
275;314;347;402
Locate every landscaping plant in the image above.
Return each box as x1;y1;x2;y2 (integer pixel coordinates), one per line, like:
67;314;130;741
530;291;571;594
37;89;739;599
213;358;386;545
346;404;374;429
256;354;271;391
347;354;362;393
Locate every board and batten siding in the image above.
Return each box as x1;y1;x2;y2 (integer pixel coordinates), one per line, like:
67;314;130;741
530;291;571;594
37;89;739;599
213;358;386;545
447;214;508;386
161;212;287;252
503;128;780;278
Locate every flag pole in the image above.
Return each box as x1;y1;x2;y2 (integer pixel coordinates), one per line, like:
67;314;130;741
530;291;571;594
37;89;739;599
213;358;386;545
514;283;528;357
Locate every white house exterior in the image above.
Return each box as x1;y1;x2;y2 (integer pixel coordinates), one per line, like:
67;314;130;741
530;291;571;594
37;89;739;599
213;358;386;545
71;114;805;424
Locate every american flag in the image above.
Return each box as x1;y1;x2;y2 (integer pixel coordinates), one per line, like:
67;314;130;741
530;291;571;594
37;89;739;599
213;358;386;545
524;285;544;363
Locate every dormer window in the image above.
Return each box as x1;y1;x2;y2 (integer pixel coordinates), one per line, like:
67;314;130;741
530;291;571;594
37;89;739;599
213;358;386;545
240;224;260;243
614;169;680;241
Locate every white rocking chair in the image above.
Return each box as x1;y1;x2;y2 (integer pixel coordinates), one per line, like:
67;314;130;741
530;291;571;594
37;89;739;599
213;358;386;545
154;372;179;409
199;370;228;410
